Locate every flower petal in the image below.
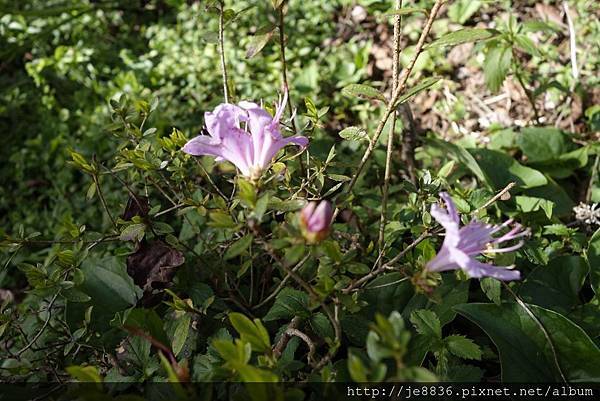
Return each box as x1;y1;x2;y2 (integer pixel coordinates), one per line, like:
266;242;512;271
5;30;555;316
182;135;223;157
440;192;460;224
205;104;246;140
452;248;521;281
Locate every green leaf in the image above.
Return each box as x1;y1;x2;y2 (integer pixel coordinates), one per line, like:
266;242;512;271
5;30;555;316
469;148;547;190
81;257;142;327
172;314;191;357
480;278;501;305
484;45;512;92
246;28;275;59
341;84;385;101
339;126;368;142
455;303;600;382
445;335;482;360
514;34;541;57
429;28;499;48
520;256;589;313
425;137;489;186
213;339;251;365
119;223;146;242
264;288;310;321
224;234;254;260
587;229;600;295
66;365;102;383
448;0;482;24
515;196;554;219
309;312;334;340
516;127;567;163
385;7;427;17
410;310;441;339
229;313;271;352
395;77;440;106
347;353;369;382
237;365;279;382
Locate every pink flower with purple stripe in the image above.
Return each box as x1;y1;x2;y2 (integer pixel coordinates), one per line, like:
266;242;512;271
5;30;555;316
427;192;529;281
183;91;308;180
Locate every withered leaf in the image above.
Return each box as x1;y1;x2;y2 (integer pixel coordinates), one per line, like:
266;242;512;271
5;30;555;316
122;195;150;221
127;240;184;292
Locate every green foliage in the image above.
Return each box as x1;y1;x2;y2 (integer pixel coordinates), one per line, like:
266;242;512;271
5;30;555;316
1;0;598;389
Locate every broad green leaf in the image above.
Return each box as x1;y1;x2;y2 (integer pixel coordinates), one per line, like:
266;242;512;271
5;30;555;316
516;127;567;163
339;126;368;142
309;312;334;340
586;229;600;295
410;310;441;339
514;34;541;57
515;195;554;219
469;148;547;190
341;83;385;101
484;45;512;92
347;353;369;382
429;28;499;48
81;257;142;327
445;335;482;360
455;303;600;382
237;364;279;382
395;77;440;106
519;256;588;313
264;288;310;321
224;234;254;260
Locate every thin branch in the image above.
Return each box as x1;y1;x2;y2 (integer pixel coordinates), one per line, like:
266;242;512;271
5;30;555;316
378;0;403;267
17;292;60;356
194;159;228;202
343;230;430;294
273;316;300;357
286;328;316;367
333;0;445;220
562;2;579;81
253;253;311;310
277;5;296;134
218;1;230;103
92;173;117;229
472;182;516;215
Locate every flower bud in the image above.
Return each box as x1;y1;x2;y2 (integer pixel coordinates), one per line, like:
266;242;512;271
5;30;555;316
300;201;333;244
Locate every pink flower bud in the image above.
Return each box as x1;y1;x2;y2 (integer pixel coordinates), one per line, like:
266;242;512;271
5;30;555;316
300;201;333;243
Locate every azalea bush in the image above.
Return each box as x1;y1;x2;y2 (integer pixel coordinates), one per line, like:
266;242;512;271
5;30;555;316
1;0;600;395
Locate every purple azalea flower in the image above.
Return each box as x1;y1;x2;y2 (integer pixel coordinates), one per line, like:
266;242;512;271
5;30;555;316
300;200;333;243
183;91;308;179
427;192;529;281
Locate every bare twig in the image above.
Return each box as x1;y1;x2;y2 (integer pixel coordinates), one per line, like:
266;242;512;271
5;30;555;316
218;1;230;103
92;173;117;229
17;291;61;356
286;328;317;367
562;2;579;81
253;253;311;310
273;316;301;357
277;6;296;134
334;0;445;220
343;230;430;294
472;182;516;215
378;0;403;266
